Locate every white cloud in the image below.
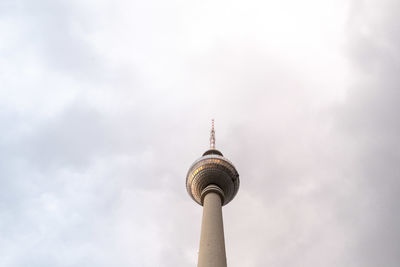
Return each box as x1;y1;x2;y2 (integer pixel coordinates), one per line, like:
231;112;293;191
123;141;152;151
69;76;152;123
1;0;399;266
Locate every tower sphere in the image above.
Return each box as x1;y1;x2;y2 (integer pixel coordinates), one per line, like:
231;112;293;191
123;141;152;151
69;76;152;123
186;140;240;206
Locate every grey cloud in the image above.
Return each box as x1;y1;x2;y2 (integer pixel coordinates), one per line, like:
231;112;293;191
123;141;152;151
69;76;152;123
1;0;400;266
334;1;400;266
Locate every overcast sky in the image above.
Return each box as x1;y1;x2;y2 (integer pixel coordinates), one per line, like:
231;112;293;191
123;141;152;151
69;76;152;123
1;0;400;266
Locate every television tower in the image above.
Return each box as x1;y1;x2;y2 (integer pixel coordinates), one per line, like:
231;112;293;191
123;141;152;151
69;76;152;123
186;120;240;267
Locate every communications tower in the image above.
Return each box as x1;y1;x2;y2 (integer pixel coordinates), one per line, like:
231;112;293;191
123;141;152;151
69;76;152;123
186;120;240;267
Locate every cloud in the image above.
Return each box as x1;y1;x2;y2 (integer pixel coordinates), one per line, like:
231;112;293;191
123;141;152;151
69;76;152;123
334;1;400;266
0;0;399;266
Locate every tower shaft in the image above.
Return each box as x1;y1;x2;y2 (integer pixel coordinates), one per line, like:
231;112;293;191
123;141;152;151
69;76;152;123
198;191;227;267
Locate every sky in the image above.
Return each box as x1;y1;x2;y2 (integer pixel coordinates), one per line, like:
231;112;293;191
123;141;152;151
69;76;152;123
0;0;399;266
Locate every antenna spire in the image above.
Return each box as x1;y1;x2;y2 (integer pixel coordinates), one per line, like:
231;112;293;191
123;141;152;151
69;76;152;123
210;119;216;149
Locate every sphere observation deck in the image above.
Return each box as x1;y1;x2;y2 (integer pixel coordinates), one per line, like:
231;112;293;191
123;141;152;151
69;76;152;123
186;122;240;206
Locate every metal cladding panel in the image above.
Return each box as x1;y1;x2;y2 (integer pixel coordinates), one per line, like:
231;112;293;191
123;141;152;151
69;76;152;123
186;154;240;206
